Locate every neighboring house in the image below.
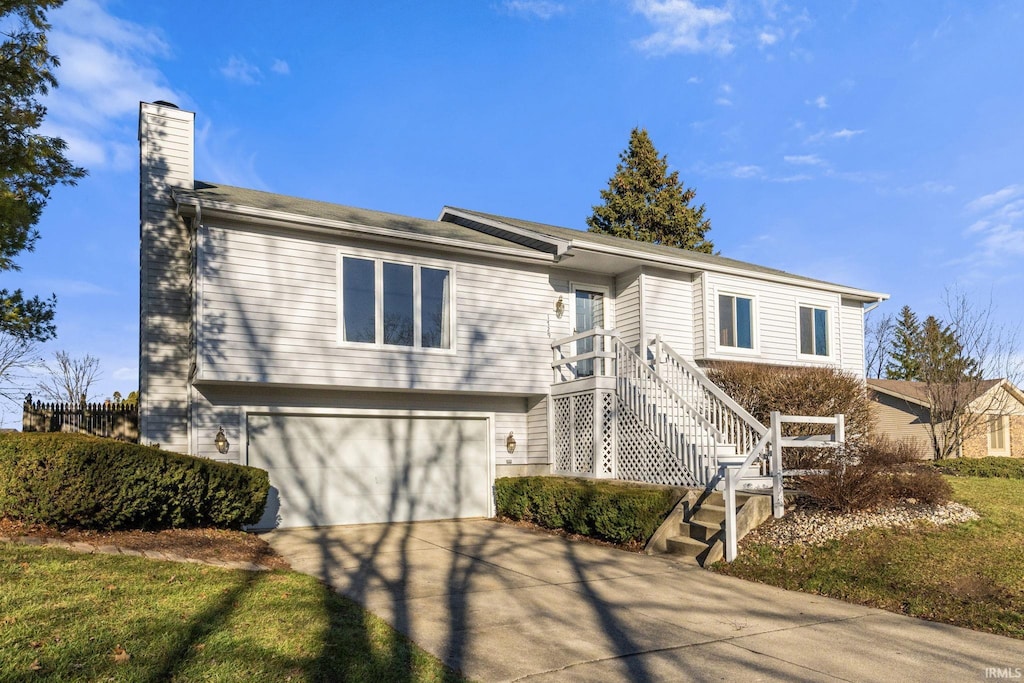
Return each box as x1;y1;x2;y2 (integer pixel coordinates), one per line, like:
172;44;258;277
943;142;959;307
867;378;1024;459
139;101;888;529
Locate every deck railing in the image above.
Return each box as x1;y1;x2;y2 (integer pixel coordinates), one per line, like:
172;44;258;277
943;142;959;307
650;336;770;470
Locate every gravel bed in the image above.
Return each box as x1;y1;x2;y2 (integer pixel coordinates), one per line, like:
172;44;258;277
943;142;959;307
745;501;980;548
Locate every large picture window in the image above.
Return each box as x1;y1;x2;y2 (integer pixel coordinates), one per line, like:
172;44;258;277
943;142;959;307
988;415;1009;454
340;255;453;349
799;305;829;356
719;294;753;349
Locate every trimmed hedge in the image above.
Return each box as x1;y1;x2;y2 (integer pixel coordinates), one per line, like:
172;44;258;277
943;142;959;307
0;433;269;530
495;476;679;546
933;457;1024;479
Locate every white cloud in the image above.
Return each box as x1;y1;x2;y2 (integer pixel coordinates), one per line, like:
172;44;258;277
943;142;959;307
732;165;763;178
32;278;116;297
112;366;137;382
805;94;828;109
758;30;779;46
687;75;702;84
220;55;262;85
632;0;734;55
714;97;733;106
805;127;865;143
719;83;732;94
831;128;864;139
966;184;1024;213
271;59;291;75
43;0;181;169
783;154;824;166
502;1;566;19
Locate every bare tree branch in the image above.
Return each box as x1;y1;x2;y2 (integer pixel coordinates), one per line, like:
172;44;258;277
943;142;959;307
0;332;40;403
35;350;101;404
864;310;894;379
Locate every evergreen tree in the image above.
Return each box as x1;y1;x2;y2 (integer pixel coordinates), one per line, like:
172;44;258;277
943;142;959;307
586;128;712;253
885;305;922;380
0;0;86;341
919;315;981;382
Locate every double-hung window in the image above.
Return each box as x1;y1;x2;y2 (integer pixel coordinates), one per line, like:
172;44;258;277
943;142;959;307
340;254;453;349
988;415;1009;455
718;294;753;349
799;305;829;357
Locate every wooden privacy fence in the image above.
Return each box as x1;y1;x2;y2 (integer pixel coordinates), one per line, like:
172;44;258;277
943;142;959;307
22;394;139;442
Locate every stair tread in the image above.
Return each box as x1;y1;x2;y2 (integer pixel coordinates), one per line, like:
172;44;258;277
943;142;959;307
667;535;709;548
685;519;723;530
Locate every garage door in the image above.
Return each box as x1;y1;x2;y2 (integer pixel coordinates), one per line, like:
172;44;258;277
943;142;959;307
247;413;491;529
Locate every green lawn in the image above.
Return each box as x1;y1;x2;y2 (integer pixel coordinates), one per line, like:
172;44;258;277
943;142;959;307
0;544;467;682
715;477;1024;639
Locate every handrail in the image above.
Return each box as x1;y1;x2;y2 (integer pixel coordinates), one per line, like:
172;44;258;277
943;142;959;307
653;336;767;438
552;327;617;347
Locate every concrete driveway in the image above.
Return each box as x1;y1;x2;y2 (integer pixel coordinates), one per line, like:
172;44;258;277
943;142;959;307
265;519;1024;682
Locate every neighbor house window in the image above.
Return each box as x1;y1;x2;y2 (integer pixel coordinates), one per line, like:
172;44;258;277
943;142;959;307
340;254;453;349
988;415;1009;454
799;306;829;356
719;294;753;349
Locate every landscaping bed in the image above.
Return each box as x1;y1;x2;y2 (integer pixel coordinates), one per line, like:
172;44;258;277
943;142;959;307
0;517;290;570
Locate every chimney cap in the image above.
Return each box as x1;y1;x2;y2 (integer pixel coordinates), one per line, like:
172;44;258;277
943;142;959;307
153;100;178;109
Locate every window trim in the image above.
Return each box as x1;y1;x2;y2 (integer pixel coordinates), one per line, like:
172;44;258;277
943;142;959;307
797;303;834;361
337;248;457;354
714;290;758;355
987;414;1010;456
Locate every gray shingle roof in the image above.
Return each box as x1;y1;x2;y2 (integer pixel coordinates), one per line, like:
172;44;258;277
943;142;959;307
184;182;519;250
447;207;883;297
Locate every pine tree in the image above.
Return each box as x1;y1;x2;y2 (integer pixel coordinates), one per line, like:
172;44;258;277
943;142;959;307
586;128;712;253
0;0;86;341
885;305;922;380
919;315;981;382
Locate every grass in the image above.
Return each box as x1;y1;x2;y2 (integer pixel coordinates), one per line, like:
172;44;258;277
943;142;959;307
714;476;1024;639
0;544;467;682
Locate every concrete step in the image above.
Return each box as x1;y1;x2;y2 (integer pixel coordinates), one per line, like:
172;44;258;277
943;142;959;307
666;535;709;558
691;503;727;524
703;490;759;508
680;519;723;543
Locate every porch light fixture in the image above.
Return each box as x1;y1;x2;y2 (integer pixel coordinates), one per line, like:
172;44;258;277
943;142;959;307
554;296;564;318
214;426;230;455
505;431;517;454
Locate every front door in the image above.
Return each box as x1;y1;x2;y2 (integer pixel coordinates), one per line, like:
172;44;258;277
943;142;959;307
575;288;605;377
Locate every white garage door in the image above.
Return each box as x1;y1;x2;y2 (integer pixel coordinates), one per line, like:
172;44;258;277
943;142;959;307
247;413;491;529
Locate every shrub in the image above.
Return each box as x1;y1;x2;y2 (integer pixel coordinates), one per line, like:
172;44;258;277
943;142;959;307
704;361;873;466
933;457;1024;479
0;433;269;530
494;476;679;546
799;437;951;512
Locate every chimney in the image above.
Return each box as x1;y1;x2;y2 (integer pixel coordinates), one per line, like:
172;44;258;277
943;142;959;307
138;102;196;453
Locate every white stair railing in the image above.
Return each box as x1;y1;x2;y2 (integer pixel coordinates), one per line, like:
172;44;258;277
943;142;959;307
650;336;770;467
614;338;723;486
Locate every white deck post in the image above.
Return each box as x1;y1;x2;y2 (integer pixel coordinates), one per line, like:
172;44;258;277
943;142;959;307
835;413;845;445
724;467;738;562
771;410;784;518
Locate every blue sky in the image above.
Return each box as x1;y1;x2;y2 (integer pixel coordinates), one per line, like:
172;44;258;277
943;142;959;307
6;0;1023;417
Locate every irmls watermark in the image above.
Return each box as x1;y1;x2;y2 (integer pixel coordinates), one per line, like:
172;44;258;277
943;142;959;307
985;668;1023;679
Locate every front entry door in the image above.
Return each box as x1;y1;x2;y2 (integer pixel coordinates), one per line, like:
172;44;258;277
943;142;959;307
575;288;605;377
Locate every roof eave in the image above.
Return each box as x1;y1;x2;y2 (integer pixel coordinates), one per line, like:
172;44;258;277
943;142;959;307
174;192;556;263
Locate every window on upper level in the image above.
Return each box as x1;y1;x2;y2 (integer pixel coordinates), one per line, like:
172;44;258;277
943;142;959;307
718;294;754;349
799;305;829;357
340;254;453;349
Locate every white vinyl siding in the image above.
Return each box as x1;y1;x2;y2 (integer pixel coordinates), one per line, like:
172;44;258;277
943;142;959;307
614;270;643;352
702;273;859;374
197;223;555;395
643;270;694;359
840;298;866;378
692;273;705;359
527;396;548;465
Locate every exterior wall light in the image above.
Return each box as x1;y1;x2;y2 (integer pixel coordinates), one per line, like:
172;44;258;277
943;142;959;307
214;426;230;455
506;431;517;454
554;296;564;318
